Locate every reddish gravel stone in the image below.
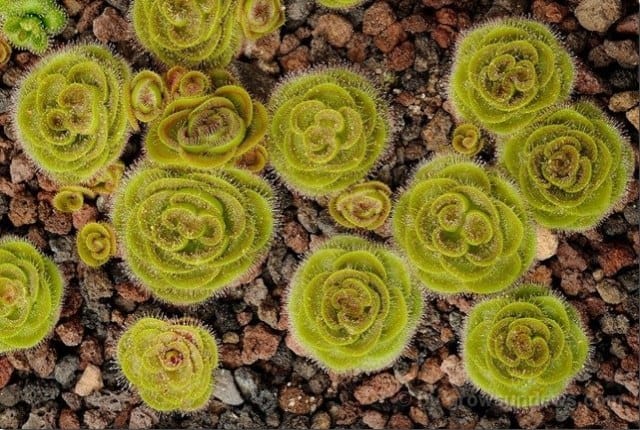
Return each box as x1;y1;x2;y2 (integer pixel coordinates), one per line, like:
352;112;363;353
330;401;361;425
431;24;456;49
418;357;444;384
0;356;14;389
617;14;639;34
440;354;465;386
401;15;428;33
516;408;545;429
283;221;309;254
574;61;607;94
532;0;568;23
55;319;84;346
410;406;429;426
314;14;354;48
93;7;131;42
61;288;84;318
438;385;459;409
279;34;300;55
362;410;387;429
241;323;280;364
556;242;588;271
219;344;243;369
435;8;457;26
59;409;81;430
596;243;636;276
8;191;37;226
79;337;104;369
279;386;321;414
387;41;415;71
347;34;369;63
362;2;395;36
25;342;56;378
374;22;406;53
280;46;310;72
9;153;35;183
72;205;98;230
115;282;150;303
354;372;401;405
38;199;73;235
77;0;102;33
387;413;412;429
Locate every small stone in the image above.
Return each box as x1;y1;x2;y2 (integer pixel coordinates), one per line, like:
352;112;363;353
363;2;395;36
9;153;35;183
313;14;353;48
603;39;640;68
114;282;150;303
22;404;57;429
362;410;387;429
54;355;79;389
311;412;331;430
387;41;415;71
615;369;639;396
517;408;545;429
387;413;412;429
0;409;21;430
600;314;629;335
279;386;320;414
410;406;429;426
607;398;640;422
83;409;110;429
245;32;280;61
129;407;158;429
575;0;622;32
213;368;244;406
374;22;406;53
8;192;38;227
422;109;453;151
56;319;84;346
25;342;56;378
616;14;639;34
59;409;81;430
280;46;310;72
574;61;607;94
609;91;640;112
596;280;625;304
418;357;444;384
241;323;280;365
626;106;639;130
354;372;401;405
0;357;13;390
93;7;131;42
401;15;428;33
39;200;73;235
346;33;368;63
283;221;309;254
438;385;459;409
440;355;465;386
556;242;588;271
72;205;98;230
535;226;558;260
431;24;455;49
596;243;636;276
532;0;568;23
74;364;103;397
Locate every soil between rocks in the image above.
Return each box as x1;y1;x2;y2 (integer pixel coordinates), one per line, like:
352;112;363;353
0;0;638;429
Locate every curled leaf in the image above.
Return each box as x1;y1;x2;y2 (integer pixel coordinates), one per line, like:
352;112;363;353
0;0;66;54
238;0;285;40
329;181;391;230
234;144;268;172
452;123;483;156
76;222;117;267
52;185;96;213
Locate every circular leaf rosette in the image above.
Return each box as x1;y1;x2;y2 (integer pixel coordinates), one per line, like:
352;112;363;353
500;102;634;230
463;284;589;407
287;235;423;373
0;0;66;54
449;19;573;134
145;85;268;169
76;222;117;268
238;0;285;40
452;123;483;156
13;44;130;185
329;181;392;230
132;0;242;68
268;68;390;196
393;155;536;294
0;237;64;353
117;317;218;412
0;37;11;67
112;165;275;305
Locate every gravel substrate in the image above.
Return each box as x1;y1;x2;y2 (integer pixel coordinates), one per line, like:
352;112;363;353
0;0;638;428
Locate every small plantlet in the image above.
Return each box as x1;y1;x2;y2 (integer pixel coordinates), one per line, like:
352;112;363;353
449;18;574;134
52;186;96;213
131;0;242;68
0;237;64;353
145;82;268;169
0;0;66;54
268;67;390;196
13;44;131;185
500;102;634;230
452;123;483;156
128;70;166;124
235;144;268;173
393;155;536;294
238;0;285;40
87;162;125;195
117;316;218;412
329;181;392;230
0;37;11;66
463;284;589;407
287;235;423;373
112;165;275;305
316;0;364;8
76;222;117;267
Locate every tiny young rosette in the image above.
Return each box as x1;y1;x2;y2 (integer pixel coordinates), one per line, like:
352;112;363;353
329;181;392;230
268;67;390;196
13;44;131;185
76;222;117;267
393;155;536;295
238;0;285;40
0;237;64;353
112;165;275;305
449;18;574;134
463;284;589;407
0;0;66;54
117;317;219;412
452;123;483;156
316;0;364;8
500;102;634;230
52;186;96;213
287;235;423;373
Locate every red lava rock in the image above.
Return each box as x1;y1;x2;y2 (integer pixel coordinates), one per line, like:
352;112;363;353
284;332;308;357
241;323;280;364
523;264;553;286
362;2;395;36
583;296;606;318
621;355;638;373
387;41;415;71
560;269;583;296
438;385;460;409
27;226;48;250
219;344;243;368
596;243;636;276
59;409;81;430
401;15;428;33
247;32;280;61
532;0;568;23
614;369;639;396
616;14;639;34
516;408;545;429
347;34;369;63
431;24;456;49
314;14;354;48
61;288;84;318
435;8;457;26
354;372;401;405
409;406;429;426
440;354;465;386
556;242;588;271
418;357;444;384
6;351;30;371
83;409;109;429
422;0;454;7
608;395;640;422
395;362;418;383
330;401;361;425
55;319;84;346
283;221;310;254
115;282;150;303
79;337;104;369
597;361;615;381
374;22;407;53
279;34;300;55
0;356;14;389
236;310;253;326
77;0;102;33
8;191;38;226
387;413;412;429
25;342;56;378
9;153;35;183
280;46;311;72
38;200;73;235
72;204;99;230
279;386;321;414
362;410;387;429
574;61;607;94
93;7;131;42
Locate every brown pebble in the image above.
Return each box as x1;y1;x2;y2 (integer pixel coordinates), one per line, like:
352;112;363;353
79;337;104;369
280;46;310;72
56;319;84;346
283;221;310;254
438;385;459;409
241;323;280;364
314;14;354;48
617;14;639;34
77;0;103;33
516;408;545;429
574;61;607;94
596;242;636;276
409;406;429;426
431;24;456;49
330;401;361;425
59;409;81;430
0;357;14;389
9;192;38;226
115;282;150;303
363;2;395;36
401;15;429;33
219;343;243;368
279;386;321;414
362;410;387;429
347;34;369;63
418;357;444;384
387;414;412;429
435;8;457;26
93;7;131;43
532;0;568;23
354;372;401;405
38;199;73;235
374;22;406;53
25;342;56;378
387;41;415;71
